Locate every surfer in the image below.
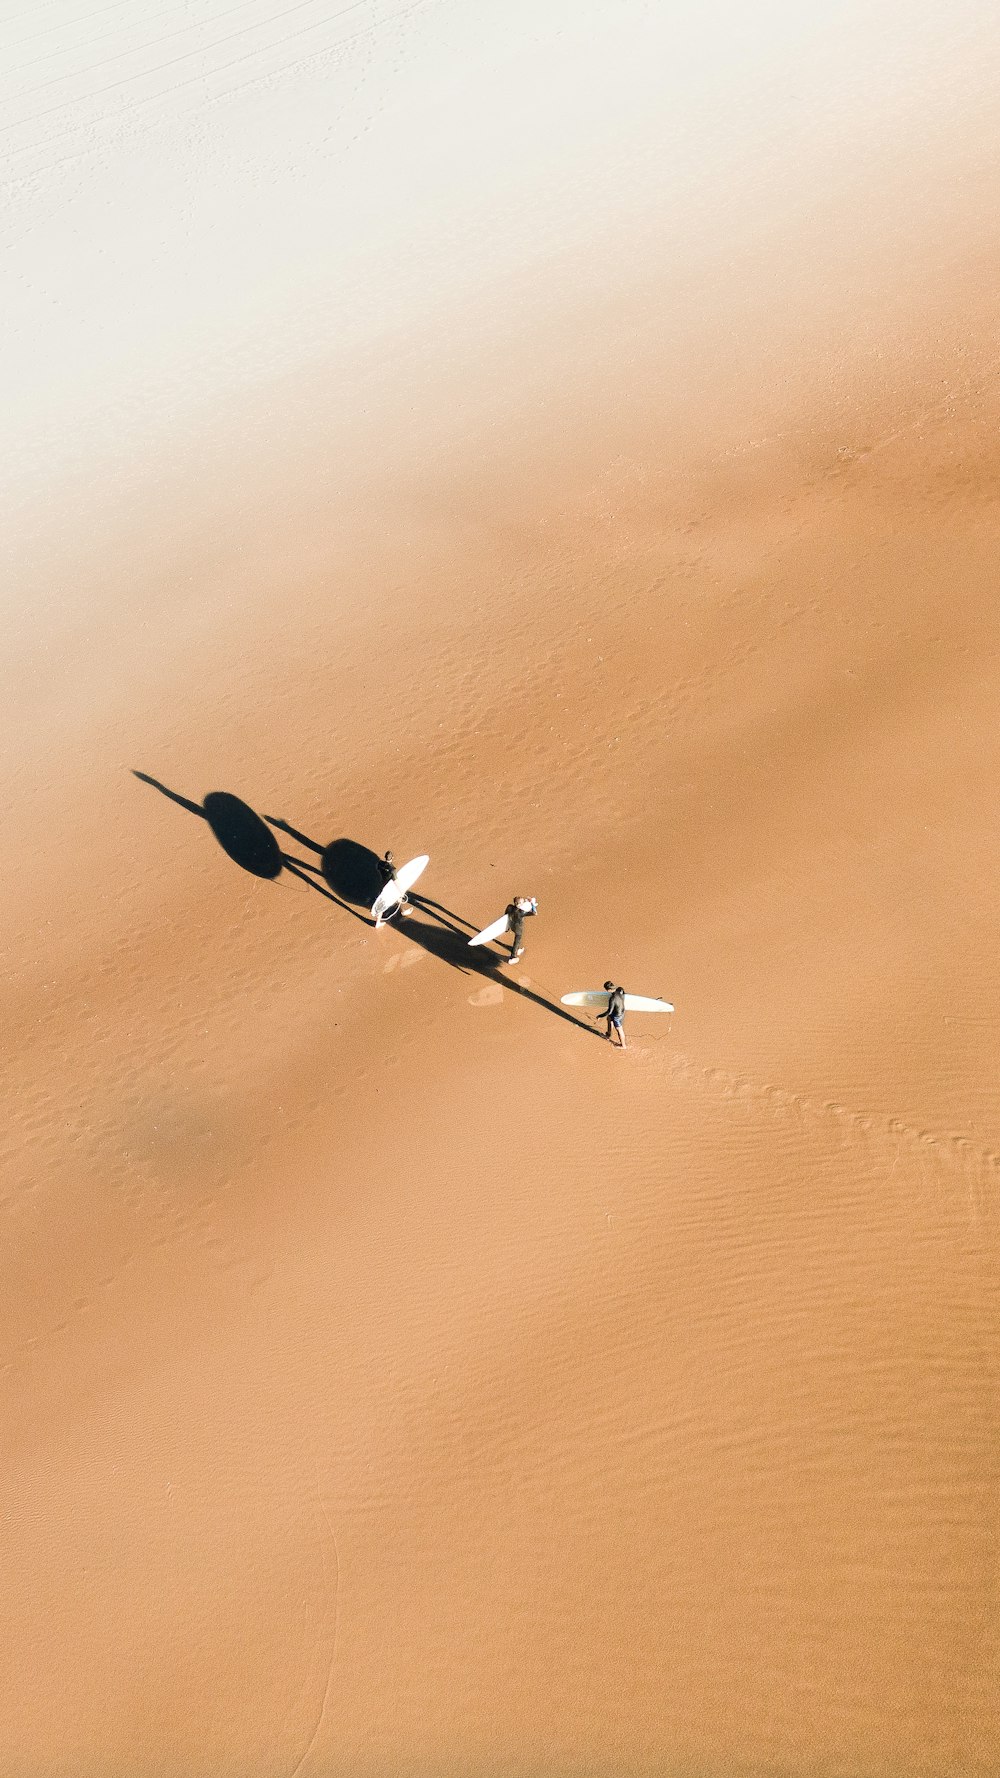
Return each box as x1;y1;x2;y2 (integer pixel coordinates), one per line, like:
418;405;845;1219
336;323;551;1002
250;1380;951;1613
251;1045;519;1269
603;981;627;1048
374;850;411;927
504;895;537;964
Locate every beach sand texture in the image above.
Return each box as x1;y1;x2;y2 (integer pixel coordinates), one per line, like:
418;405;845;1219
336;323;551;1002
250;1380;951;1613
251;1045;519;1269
3;3;999;1773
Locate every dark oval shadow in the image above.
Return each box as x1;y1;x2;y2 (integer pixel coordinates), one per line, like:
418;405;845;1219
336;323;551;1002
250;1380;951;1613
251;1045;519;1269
202;792;283;879
322;837;382;906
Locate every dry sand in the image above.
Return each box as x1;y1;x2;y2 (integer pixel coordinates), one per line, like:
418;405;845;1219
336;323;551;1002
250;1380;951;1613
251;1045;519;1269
3;3;999;1774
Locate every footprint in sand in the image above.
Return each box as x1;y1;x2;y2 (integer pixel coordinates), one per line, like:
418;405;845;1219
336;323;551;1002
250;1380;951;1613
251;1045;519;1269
468;983;504;1008
384;949;422;973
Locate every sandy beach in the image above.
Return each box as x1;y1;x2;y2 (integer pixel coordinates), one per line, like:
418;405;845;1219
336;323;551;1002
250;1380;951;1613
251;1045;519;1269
3;3;999;1773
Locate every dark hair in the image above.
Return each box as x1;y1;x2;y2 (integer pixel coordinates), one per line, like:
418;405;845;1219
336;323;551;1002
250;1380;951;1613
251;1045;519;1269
604;980;615;991
384;850;393;863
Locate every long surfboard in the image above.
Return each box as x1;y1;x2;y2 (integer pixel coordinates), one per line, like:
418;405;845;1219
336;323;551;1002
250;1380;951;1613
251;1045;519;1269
561;990;674;1013
468;913;511;948
371;853;429;922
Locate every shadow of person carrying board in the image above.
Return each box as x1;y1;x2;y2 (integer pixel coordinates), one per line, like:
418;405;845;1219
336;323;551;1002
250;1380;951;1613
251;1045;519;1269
319;836;384;908
134;774;601;1037
134;774;345;905
134;775;281;878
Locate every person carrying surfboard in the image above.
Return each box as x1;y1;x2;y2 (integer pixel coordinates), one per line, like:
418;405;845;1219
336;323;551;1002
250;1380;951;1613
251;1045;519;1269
504;895;537;964
603;981;627;1048
374;850;412;927
560;986;673;1033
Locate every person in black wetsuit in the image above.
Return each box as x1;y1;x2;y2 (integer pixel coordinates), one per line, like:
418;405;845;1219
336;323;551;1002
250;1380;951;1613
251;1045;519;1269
374;850;411;927
503;895;537;964
603;981;627;1047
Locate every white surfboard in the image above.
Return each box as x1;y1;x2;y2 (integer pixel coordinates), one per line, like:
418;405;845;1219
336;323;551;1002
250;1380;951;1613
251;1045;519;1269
371;853;429;922
560;990;674;1014
468;913;511;948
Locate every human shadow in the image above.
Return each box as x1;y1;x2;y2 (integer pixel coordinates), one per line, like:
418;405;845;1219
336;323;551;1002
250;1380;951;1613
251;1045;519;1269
409;892;476;937
260;827;378;924
202;791;282;878
261;817;600;1036
136;777;599;1038
320;836;384;908
267;820;477;937
135;774;341;906
396;913;601;1036
265;816;323;858
135;773;282;878
263;815;600;1037
385;912;473;975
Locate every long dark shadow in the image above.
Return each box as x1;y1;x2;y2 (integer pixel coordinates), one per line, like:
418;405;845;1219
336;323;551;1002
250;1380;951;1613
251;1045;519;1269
281;857;369;919
137;773;317;892
133;771;203;819
269;828;479;938
202;791;282;878
388;914;601;1037
265;816;324;856
379;913;473;976
503;979;602;1039
408;892;478;936
265;816;482;937
320;836;383;908
406;893;472;939
137;777;598;1037
474;954;602;1038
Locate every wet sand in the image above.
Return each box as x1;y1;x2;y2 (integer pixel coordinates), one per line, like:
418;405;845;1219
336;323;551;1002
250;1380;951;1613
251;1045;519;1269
3;4;1000;1774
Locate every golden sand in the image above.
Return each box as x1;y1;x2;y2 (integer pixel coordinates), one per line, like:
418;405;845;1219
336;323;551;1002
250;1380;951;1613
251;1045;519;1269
3;4;999;1773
